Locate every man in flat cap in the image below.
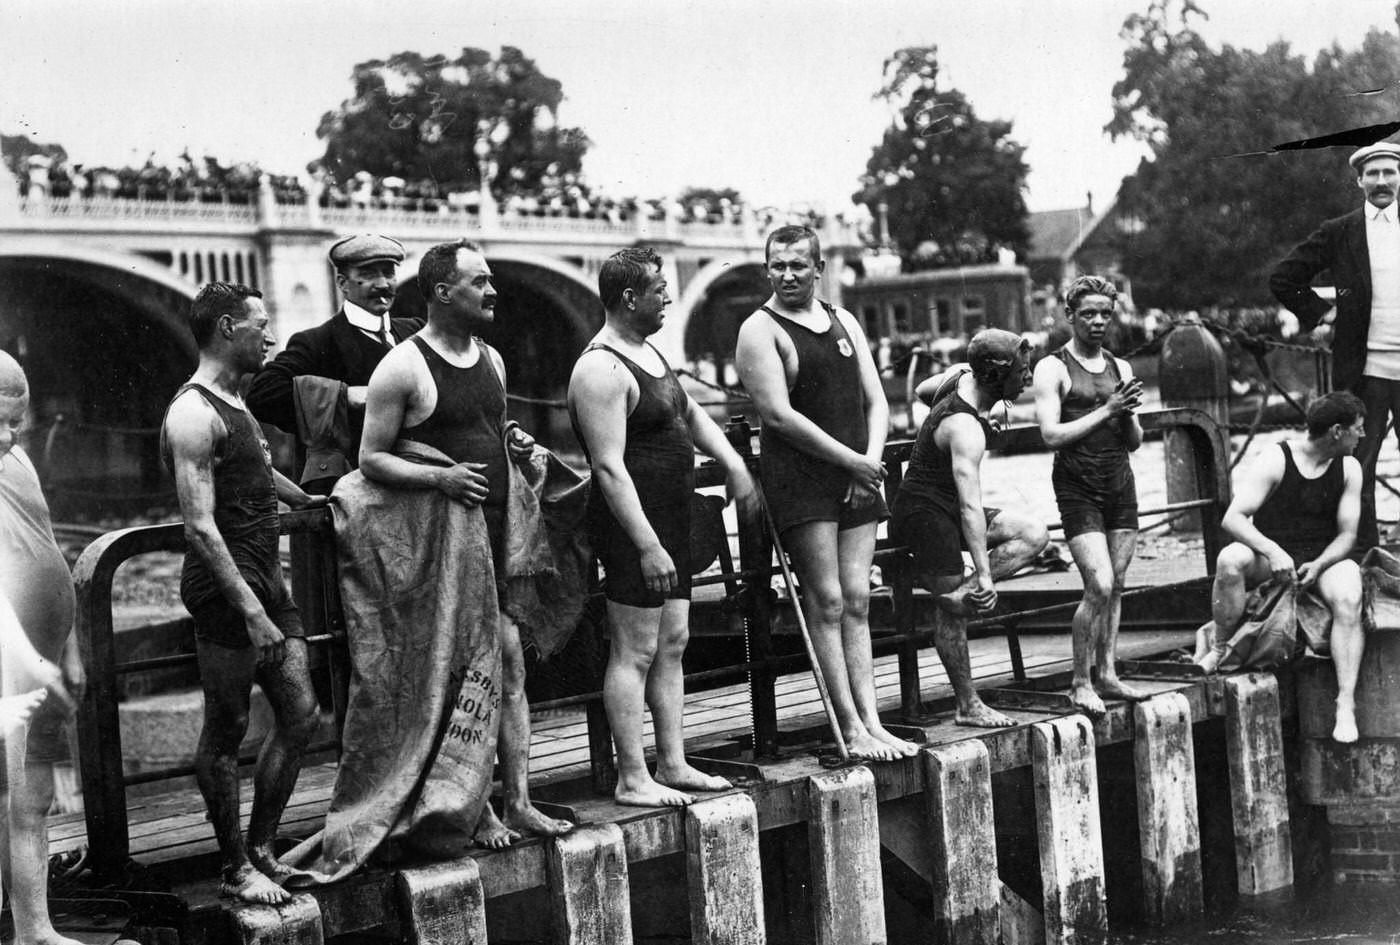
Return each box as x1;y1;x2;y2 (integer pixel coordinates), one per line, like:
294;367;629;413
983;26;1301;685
1271;141;1400;547
248;233;421;485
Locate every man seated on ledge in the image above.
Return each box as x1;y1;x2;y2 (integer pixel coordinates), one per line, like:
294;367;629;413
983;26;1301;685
892;329;1049;728
1197;392;1367;743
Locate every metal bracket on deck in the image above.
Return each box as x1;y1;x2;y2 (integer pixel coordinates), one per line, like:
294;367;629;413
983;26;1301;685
1118;659;1207;682
686;754;766;784
980;688;1078;713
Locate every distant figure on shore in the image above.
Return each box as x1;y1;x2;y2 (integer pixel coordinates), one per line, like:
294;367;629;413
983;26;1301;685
0;350;87;945
162;284;326;903
892;330;1049;727
1032;275;1148;716
1271;142;1400;548
569;247;758;806
735;224;916;761
1198;393;1367;743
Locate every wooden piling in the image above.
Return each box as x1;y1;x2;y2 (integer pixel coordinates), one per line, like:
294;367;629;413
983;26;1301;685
1223;673;1293;897
808;766;886;945
1031;715;1108;945
1133;692;1204;924
924;740;999;945
685;794;765;945
229;895;323;945
546;824;633;945
396;859;488;945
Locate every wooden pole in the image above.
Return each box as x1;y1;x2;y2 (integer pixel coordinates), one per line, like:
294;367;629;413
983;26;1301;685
808;766;885;945
1031;716;1108;945
685;794;766;945
1133;693;1204;924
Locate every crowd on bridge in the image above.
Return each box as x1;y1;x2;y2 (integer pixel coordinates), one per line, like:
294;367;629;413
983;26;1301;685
5;142;1399;920
10;151;840;232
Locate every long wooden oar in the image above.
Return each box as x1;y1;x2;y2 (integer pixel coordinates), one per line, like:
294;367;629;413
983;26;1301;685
757;489;849;762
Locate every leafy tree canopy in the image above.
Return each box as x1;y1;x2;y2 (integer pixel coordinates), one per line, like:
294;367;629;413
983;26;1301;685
853;46;1030;271
316;47;590;196
2;132;67;179
1108;0;1400;308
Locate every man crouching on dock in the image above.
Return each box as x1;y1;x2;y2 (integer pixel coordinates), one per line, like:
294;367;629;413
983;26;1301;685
568;247;759;807
892;329;1048;727
1197;392;1367;743
162;284;325;903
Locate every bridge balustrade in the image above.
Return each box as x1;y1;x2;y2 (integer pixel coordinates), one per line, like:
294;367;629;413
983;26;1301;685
70;407;1228;882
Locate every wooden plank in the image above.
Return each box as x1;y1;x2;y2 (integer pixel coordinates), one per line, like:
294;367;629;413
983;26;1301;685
396;859;488;945
807;766;885;945
685;794;765;945
545;824;633;945
1223;673;1293;898
1030;716;1107;945
228;895;323;945
1133;692;1203;925
924;739;999;945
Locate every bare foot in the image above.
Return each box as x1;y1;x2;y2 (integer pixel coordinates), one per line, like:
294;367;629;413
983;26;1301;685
933;589;985;617
955;700;1016;728
1096;678;1150;702
655;763;733;793
473;805;521;849
844;731;902;762
868;725;920;758
615;774;694;808
1069;684;1106;718
220;865;291;904
1196;645;1225;674
1192;626;1214;663
0;688;47;729
1333;700;1359;744
504;803;574;837
249;848;309;885
24;931;87;945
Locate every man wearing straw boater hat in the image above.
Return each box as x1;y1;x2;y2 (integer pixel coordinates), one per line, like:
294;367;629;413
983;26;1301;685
1272;140;1400;548
568;247;758;807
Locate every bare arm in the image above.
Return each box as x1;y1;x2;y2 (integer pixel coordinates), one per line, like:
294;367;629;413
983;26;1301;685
358;345;489;503
1031;356;1141;450
685;394;759;519
734;314;884;492
839;308;890;465
165;392;285;664
569;351;675;592
1118;358;1144;452
1221;446;1295;578
271;468;329;510
942;414;992;583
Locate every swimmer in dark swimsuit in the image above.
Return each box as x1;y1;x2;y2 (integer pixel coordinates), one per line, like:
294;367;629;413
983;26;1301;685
1032;275;1147;716
569;247;759;808
736;224;917;762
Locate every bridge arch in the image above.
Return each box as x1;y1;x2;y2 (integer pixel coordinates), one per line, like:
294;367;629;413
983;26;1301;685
0;240;200;515
677;255;769;386
391;249;602;448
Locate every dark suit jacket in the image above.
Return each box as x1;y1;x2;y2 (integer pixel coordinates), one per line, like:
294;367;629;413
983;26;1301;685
247;311;422;448
1269;208;1370;392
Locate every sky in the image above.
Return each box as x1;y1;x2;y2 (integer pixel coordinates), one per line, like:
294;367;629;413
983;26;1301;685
3;0;1399;214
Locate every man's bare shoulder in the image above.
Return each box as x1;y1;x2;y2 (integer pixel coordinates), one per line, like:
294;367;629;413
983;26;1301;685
570;346;634;393
163;388;223;452
369;336;429;387
1032;352;1068;384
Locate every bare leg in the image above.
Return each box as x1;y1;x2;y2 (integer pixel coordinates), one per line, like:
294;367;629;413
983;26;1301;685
4;761;84;945
651;599;730;793
1317;560;1365;743
784;522;902;761
605;600;693;807
1094;529;1148;701
192;640;292;903
497;619;572;836
1065;532;1113;715
246;639;318;880
937;512;1050;615
1198;543;1265;672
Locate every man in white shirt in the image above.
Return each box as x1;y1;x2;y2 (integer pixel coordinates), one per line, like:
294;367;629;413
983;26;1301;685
1272;142;1400;547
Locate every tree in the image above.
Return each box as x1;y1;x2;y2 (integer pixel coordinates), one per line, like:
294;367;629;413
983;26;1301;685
2;132;67;180
316;47;590;195
853;47;1030;270
1108;0;1400;308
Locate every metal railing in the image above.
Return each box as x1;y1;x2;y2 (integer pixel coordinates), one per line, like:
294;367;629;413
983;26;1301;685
70;407;1228;880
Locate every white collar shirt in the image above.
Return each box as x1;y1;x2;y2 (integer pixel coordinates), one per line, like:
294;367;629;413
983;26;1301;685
342;300;392;346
